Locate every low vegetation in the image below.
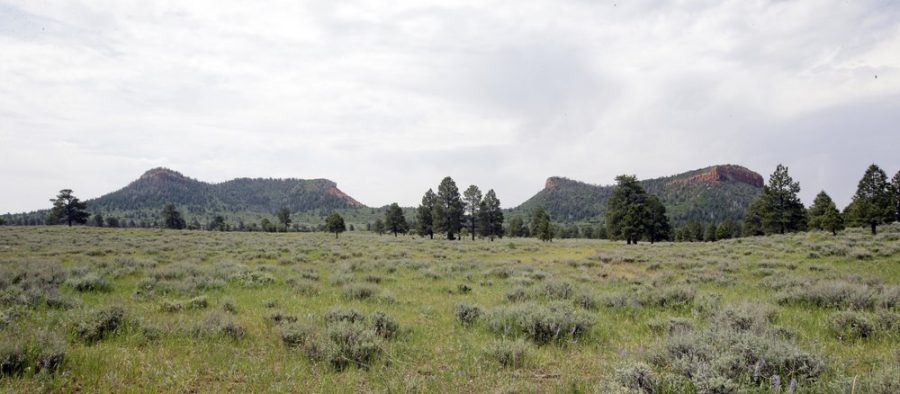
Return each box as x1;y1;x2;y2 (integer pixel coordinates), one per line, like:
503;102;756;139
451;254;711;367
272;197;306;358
0;225;897;391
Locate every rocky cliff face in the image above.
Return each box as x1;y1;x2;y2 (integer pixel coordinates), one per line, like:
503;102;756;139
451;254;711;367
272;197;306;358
666;165;763;188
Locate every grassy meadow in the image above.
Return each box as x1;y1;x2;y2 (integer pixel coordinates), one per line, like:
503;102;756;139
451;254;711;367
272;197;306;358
1;225;898;393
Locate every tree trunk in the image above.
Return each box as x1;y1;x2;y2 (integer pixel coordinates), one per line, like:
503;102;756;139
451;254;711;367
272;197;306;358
871;223;877;235
335;232;338;239
429;233;433;240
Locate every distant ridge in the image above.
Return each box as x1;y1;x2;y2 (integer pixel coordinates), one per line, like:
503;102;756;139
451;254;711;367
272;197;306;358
88;167;365;213
514;164;764;226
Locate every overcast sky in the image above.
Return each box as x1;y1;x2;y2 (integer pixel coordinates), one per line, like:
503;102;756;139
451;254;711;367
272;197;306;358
2;0;899;213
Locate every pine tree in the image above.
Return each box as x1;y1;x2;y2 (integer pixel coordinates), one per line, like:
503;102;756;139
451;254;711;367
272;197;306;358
507;217;526;237
49;189;90;226
531;207;552;242
704;223;718;242
847;164;893;235
384;203;408;237
821;204;844;236
373;218;385;235
325;213;346;238
476;189;504;241
644;194;670;244
276;207;292;230
434;177;463;240
891;170;900;222
759;164;807;234
808;191;839;232
743;198;766;236
606;175;649;244
416;189;436;239
463;185;482;241
160;204;186;230
105;217;120;228
92;212;105;227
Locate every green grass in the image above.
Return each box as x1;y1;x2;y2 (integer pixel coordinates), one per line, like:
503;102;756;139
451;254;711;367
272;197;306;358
0;225;898;392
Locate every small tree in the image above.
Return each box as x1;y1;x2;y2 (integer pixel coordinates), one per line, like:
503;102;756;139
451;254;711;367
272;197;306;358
743;198;766;236
892;170;900;222
821;204;844;236
434;177;463;240
325;213;346;238
477;189;504;241
384;203;408;237
704;223;718;242
463;185;482;241
507;216;526;237
759;164;807;234
416;189;436;239
276;207;292;231
847;164;893;235
644;195;670;244
160;204;186;230
373;218;385;235
808;191;839;232
49;189;90;226
105;217;120;228
531;207;552;242
606;175;649;244
92;212;105;227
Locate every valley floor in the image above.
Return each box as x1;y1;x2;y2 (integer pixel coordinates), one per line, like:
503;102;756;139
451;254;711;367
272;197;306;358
0;226;898;393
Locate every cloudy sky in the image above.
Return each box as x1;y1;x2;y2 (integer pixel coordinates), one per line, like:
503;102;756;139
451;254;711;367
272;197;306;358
2;0;899;213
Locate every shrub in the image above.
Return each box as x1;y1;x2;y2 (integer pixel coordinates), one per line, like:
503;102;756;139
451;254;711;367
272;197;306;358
286;277;319;296
484;339;529;368
280;322;316;347
371;312;399;340
73;306;124;343
0;333;66;375
543;280;574;300
777;281;876;309
574;291;598;310
829;311;874;340
641;285;696;308
455;303;482;325
0;340;25;376
267;311;298;325
160;300;183;313
193;312;245;340
222;299;238;314
485;302;594;345
307;321;382;370
65;273;112;292
343;283;379;300
325;308;366;325
647;317;694;336
652;304;824;391
456;283;472;294
188;296;209;309
505;287;529;302
615;362;656;393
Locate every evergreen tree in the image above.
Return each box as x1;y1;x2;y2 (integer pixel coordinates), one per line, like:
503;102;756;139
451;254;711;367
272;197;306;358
416;189;436;239
92;212;105;227
847;164;893;234
260;218;274;232
207;215;226;231
477;189;504;241
373;218;385;235
531;207;552;242
606;175;649;244
49;189;90;226
716;222;731;240
759;164;807;234
892;170;900;222
507;216;526;237
743;198;766;236
644;194;670;244
434;177;463;240
160;204;186;230
325;213;346;238
276;207;292;230
105;217;120;228
704;223;718;242
808;191;839;231
821;203;844;236
463;185;483;241
384;203;408;236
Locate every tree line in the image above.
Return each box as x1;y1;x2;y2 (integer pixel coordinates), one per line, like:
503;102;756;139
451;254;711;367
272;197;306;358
11;164;900;243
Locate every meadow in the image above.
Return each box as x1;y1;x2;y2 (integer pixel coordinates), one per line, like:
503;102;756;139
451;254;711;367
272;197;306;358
0;225;898;393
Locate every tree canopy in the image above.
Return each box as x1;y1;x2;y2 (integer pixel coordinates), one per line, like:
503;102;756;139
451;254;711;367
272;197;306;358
434;177;463;240
161;204;186;230
49;189;90;226
384;203;408;236
531;207;552;242
325;213;346;238
477;189;504;241
416;189;436;239
846;164;893;235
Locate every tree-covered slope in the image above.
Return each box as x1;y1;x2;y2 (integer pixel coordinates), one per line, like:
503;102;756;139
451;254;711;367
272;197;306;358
513;164;763;226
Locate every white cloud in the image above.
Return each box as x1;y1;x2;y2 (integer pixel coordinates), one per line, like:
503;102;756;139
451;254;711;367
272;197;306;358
1;0;899;213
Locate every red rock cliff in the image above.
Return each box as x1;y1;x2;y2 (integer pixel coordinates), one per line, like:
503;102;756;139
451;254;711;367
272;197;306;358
666;165;763;188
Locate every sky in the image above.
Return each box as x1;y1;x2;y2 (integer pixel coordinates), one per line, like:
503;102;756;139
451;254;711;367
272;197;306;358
1;0;899;214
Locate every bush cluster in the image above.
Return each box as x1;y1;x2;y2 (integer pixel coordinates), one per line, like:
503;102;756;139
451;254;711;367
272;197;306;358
485;302;594;344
